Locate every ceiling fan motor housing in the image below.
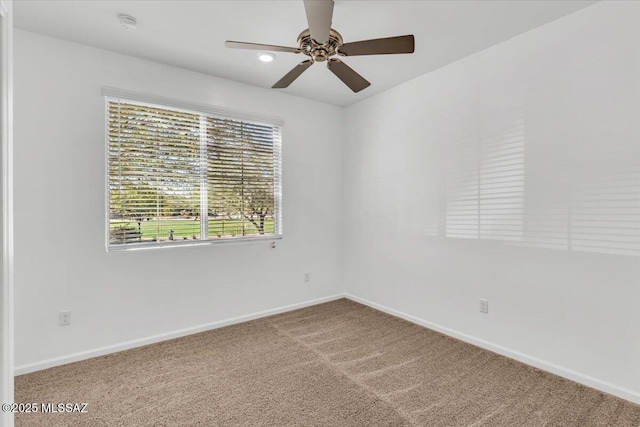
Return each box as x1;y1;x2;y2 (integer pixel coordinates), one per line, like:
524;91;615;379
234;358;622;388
297;28;343;62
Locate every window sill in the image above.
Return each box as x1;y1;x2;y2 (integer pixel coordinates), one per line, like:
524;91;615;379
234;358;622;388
106;234;283;253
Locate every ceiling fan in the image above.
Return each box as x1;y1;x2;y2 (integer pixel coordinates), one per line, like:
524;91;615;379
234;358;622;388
225;0;415;93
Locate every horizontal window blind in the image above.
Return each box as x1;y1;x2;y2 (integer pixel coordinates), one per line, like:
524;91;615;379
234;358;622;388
107;97;282;249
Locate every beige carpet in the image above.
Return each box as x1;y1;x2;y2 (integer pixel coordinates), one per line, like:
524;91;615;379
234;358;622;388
15;299;640;426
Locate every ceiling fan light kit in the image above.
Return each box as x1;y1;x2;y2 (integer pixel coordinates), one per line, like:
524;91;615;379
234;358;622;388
225;0;415;93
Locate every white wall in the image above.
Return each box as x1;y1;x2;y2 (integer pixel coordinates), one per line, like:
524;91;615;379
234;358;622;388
13;30;343;371
342;1;640;402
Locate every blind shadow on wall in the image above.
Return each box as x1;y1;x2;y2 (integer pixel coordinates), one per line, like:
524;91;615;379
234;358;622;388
443;96;639;257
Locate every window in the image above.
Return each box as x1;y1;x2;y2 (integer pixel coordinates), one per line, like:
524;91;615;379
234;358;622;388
106;92;282;250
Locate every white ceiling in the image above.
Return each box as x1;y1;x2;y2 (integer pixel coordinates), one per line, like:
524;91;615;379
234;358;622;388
14;0;596;106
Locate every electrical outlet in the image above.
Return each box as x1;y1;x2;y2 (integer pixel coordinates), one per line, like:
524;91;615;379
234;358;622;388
304;272;311;283
479;299;489;314
59;311;71;326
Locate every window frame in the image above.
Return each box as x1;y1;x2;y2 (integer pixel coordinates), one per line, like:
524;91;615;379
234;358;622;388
103;88;283;252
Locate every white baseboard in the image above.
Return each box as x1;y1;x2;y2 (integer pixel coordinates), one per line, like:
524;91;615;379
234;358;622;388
14;294;345;376
344;293;640;405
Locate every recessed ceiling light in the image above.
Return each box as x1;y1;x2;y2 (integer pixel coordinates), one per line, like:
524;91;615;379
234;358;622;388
118;14;138;31
258;53;275;63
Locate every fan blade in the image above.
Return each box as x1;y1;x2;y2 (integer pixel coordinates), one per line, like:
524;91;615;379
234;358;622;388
272;60;314;88
303;0;334;43
225;41;301;54
339;35;415;56
327;59;370;93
